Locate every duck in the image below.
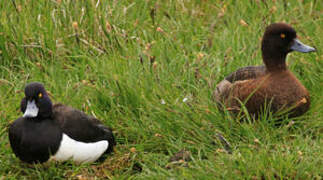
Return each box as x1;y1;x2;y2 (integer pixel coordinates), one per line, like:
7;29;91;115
9;82;115;164
214;23;316;118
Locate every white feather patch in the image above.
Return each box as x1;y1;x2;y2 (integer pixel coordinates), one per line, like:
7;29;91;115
214;79;232;102
50;133;108;163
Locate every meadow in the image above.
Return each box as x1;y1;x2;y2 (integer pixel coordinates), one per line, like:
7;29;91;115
0;0;322;179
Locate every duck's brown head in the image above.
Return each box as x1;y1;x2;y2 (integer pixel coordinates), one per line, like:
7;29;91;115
261;23;315;71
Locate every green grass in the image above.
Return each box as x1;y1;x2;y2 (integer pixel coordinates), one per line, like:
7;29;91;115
0;0;322;179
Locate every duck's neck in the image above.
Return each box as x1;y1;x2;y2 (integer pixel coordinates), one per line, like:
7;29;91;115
262;52;288;72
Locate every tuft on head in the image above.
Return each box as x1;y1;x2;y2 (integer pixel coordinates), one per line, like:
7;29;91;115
264;23;296;38
262;23;297;47
261;23;297;59
261;22;315;71
22;82;53;118
24;82;47;99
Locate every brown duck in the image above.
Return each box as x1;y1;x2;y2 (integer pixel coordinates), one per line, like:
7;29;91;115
214;23;316;118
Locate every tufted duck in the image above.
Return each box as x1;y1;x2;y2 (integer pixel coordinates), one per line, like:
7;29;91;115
214;23;316;118
9;82;115;164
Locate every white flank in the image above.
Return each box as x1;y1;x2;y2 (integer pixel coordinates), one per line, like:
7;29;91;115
50;133;108;163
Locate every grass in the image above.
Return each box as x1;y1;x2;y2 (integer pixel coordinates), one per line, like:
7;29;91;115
0;0;322;179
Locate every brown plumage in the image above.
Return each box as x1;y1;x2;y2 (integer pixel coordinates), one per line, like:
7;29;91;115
214;23;316;118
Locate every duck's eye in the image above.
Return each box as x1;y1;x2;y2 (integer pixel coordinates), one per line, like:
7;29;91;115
38;93;43;98
280;33;286;39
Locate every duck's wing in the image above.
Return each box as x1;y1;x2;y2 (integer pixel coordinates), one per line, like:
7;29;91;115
214;66;266;110
226;77;268;114
52;104;115;151
225;65;266;83
215;76;270;117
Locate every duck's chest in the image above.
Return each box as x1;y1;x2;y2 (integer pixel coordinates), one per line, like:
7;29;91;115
260;72;310;109
264;72;308;96
20;120;62;160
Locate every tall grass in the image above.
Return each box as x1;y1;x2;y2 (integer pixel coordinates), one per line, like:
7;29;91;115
0;0;322;179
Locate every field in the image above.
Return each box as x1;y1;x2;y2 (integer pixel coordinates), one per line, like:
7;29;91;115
0;0;322;179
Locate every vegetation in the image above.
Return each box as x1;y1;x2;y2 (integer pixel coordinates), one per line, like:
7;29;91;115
0;0;322;179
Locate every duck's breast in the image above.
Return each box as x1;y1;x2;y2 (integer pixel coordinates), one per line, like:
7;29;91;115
266;71;309;102
266;71;310;115
9;118;62;163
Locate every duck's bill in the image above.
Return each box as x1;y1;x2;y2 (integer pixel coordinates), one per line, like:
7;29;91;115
23;100;39;118
290;38;316;53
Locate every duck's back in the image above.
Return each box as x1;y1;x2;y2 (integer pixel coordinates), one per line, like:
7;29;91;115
52;104;115;153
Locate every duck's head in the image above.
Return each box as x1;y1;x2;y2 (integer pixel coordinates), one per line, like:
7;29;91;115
261;23;315;71
21;82;53;119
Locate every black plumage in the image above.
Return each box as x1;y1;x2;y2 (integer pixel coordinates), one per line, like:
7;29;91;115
9;82;115;163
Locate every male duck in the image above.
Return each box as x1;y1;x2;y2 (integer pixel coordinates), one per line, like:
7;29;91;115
214;23;316;117
9;82;115;164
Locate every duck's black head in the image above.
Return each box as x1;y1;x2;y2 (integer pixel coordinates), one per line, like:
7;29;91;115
20;82;53;119
261;23;315;71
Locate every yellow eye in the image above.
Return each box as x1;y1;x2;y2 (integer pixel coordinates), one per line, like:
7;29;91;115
38;93;43;98
280;33;286;39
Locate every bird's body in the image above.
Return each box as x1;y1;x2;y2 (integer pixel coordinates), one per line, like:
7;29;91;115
214;23;315;117
9;83;115;164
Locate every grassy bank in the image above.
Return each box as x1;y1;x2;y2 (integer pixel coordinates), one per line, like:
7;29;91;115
0;0;322;179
